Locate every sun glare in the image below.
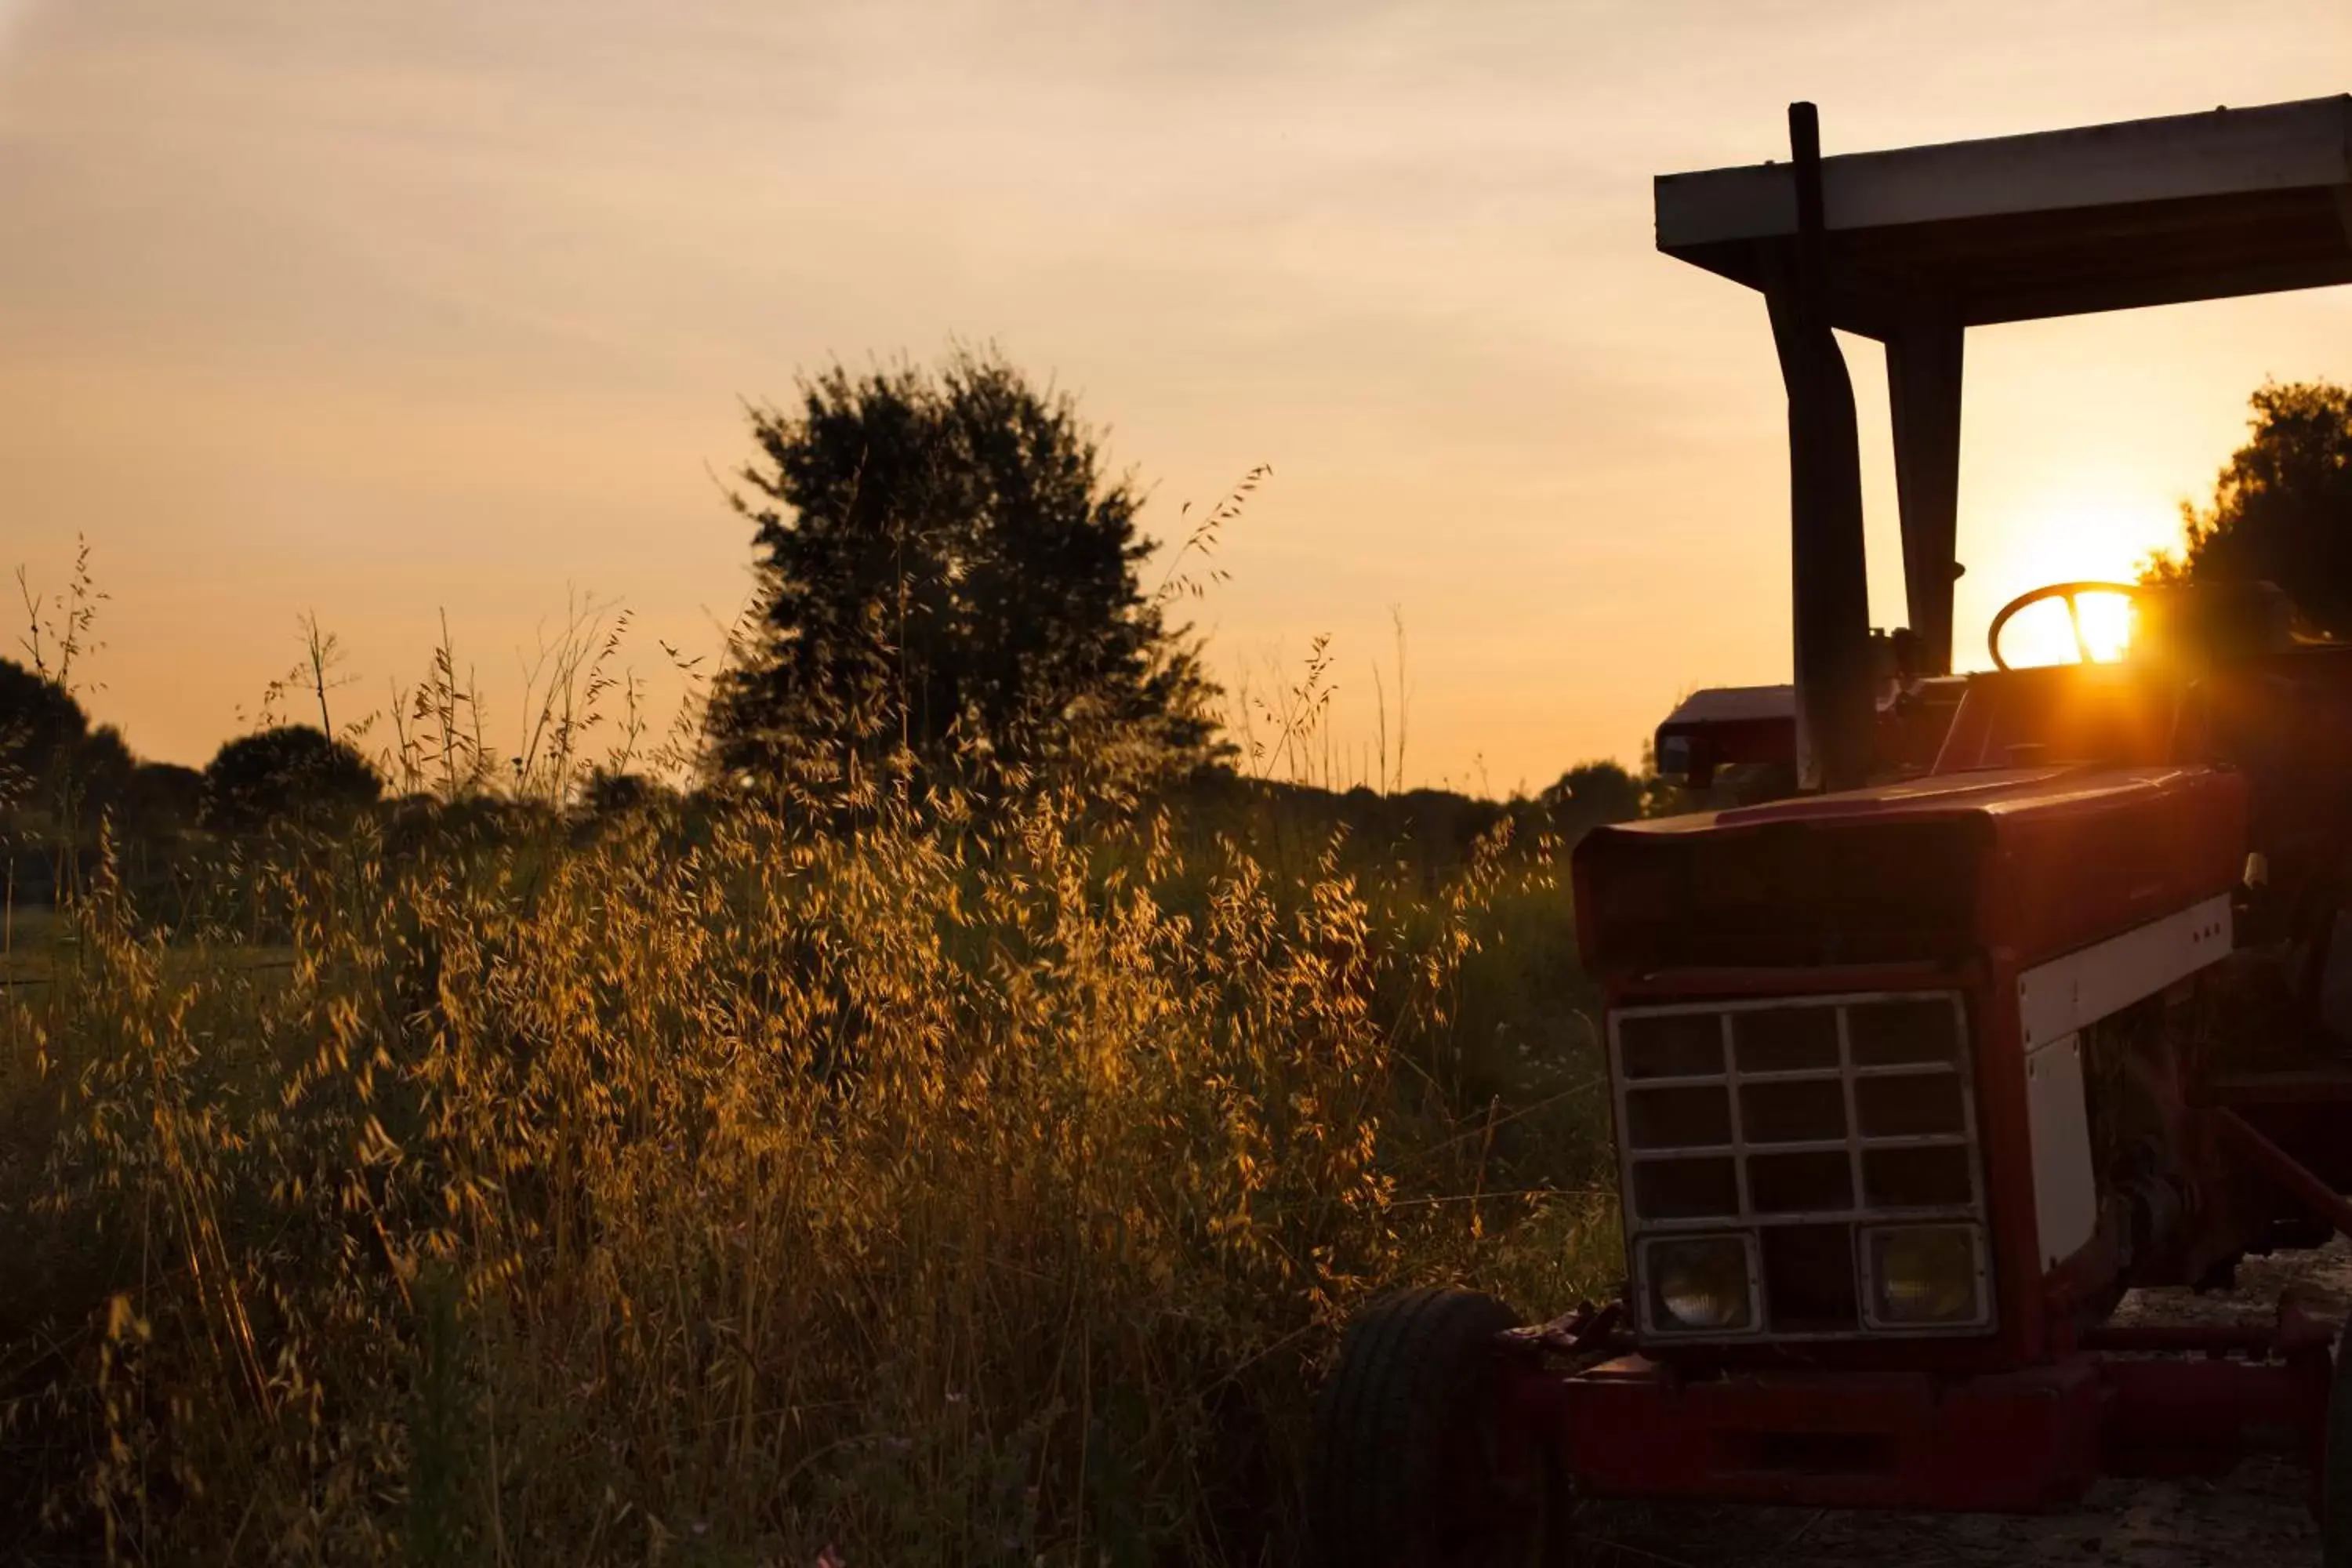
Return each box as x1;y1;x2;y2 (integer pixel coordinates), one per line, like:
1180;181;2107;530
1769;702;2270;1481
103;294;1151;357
1969;487;2177;669
2077;590;2132;659
1991;587;2137;668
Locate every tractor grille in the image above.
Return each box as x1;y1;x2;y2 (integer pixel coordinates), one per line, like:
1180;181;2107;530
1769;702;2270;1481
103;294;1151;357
1610;992;1990;1341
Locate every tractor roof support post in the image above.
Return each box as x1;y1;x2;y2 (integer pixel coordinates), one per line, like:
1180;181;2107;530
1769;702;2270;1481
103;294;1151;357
1766;103;1875;792
1888;315;1965;677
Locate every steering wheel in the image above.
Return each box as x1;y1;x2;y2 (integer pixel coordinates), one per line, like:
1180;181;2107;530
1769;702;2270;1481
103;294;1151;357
1987;580;2140;671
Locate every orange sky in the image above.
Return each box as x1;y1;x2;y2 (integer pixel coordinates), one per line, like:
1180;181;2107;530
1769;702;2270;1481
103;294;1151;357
2;1;2348;793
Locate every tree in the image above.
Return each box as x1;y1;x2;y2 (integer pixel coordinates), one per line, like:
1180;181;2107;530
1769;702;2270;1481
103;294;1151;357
704;347;1222;789
203;725;383;829
121;761;205;837
0;657;89;802
580;766;672;817
1539;760;1646;833
73;725;135;810
0;656;135;822
2145;381;2352;634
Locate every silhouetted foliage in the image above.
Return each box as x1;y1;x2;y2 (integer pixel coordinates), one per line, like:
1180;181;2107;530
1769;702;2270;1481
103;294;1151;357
705;347;1222;791
74;727;134;810
203;724;383;829
120;761;206;837
0;657;136;825
581;767;670;816
0;657;89;796
2146;380;2352;634
1539;760;1645;832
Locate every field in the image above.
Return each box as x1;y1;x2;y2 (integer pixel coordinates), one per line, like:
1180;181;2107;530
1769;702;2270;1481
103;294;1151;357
0;777;1620;1566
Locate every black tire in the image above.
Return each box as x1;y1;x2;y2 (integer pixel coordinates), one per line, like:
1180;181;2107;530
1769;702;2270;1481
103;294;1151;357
2326;1314;2352;1566
1309;1288;1562;1568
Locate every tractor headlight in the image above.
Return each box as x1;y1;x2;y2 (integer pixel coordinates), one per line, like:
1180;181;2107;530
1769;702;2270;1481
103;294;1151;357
1863;1224;1986;1327
1642;1235;1755;1333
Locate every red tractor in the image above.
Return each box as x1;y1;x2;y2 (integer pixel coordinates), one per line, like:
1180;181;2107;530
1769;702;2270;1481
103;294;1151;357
1313;95;2352;1564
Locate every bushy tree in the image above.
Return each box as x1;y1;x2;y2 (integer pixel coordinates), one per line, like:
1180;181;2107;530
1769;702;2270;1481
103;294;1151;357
203;724;383;829
705;348;1222;789
1539;760;1645;831
121;761;205;837
73;725;134;810
580;767;673;817
1;658;86;789
2146;381;2352;633
0;657;130;820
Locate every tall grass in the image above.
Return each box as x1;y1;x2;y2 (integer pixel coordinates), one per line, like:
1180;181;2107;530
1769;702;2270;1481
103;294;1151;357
4;535;1620;1563
1;775;1617;1565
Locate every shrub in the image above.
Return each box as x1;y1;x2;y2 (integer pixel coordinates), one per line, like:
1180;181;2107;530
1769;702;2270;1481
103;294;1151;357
202;724;383;829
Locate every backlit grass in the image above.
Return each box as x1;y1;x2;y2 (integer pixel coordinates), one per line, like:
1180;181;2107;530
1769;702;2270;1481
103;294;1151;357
0;784;1617;1566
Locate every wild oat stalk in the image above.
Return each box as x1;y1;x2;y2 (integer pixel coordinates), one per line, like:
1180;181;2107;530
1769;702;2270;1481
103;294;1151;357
0;770;1613;1566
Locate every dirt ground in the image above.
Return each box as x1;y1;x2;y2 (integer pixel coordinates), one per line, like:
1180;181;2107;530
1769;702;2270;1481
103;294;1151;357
1580;1243;2352;1566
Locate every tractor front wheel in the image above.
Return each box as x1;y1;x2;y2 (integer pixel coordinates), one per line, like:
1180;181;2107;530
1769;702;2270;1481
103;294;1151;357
1309;1288;1562;1568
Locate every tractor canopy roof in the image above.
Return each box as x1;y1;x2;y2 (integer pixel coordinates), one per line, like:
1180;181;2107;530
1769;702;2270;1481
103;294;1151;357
1657;95;2352;339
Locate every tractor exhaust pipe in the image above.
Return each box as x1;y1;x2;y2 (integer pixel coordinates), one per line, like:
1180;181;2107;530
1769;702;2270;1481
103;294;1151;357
1767;103;1876;792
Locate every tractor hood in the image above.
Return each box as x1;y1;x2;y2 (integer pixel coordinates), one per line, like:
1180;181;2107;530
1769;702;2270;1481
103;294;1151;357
1571;764;2246;977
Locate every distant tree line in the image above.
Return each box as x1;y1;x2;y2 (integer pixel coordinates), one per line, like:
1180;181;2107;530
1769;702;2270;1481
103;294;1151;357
24;365;2343;868
1;659;379;845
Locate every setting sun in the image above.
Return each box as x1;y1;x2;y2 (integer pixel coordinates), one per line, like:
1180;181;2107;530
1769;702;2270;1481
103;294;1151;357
1956;477;2183;671
1987;583;2137;668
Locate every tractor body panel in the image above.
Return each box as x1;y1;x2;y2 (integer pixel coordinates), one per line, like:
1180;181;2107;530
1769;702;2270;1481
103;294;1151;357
1526;1343;2329;1509
1575;763;2246;978
1541;1353;2105;1509
1546;717;2352;1512
1573;761;2249;1379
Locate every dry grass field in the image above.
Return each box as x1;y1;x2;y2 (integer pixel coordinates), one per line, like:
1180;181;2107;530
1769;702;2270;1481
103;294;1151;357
0;781;1618;1566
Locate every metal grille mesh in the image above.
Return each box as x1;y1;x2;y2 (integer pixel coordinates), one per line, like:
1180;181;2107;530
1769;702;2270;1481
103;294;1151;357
1610;992;1987;1340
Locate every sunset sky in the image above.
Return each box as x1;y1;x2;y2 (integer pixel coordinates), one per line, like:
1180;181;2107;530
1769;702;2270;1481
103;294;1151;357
2;0;2348;793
